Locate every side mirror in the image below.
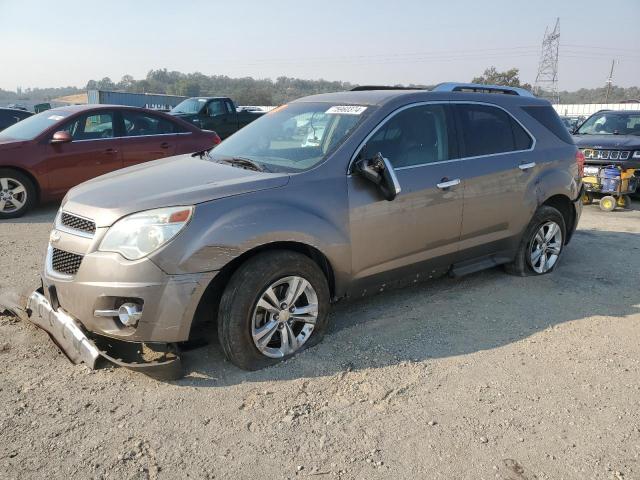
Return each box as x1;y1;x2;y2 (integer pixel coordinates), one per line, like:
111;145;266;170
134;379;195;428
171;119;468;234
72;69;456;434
354;152;401;201
50;131;72;144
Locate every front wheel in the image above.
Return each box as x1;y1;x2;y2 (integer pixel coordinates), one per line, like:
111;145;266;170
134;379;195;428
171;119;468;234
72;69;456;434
505;205;566;276
218;250;330;370
0;169;36;219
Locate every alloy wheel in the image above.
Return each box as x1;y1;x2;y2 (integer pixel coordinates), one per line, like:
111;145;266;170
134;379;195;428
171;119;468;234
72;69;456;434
0;177;27;214
528;221;563;274
251;276;318;358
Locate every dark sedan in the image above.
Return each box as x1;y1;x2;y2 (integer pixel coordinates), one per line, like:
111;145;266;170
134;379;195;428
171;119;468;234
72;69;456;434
0;105;221;218
0;107;33;132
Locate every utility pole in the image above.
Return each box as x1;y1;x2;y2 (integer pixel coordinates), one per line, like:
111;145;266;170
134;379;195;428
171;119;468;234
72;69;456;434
534;18;560;104
604;60;616;104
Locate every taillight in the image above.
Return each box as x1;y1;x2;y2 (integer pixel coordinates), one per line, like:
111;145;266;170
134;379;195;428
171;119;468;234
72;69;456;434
576;149;585;177
213;133;222;145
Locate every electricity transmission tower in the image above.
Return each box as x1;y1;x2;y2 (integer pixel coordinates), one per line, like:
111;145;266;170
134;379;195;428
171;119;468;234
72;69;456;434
534;18;560;104
604;60;616;103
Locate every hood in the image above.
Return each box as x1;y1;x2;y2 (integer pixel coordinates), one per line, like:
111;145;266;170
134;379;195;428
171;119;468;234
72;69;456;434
572;134;640;150
0;137;29;150
63;154;290;227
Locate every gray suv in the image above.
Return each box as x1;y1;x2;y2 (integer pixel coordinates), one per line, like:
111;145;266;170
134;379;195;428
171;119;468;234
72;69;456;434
26;83;583;372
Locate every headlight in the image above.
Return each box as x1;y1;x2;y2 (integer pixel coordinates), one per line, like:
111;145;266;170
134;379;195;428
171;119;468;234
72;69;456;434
99;206;193;260
633;151;640;159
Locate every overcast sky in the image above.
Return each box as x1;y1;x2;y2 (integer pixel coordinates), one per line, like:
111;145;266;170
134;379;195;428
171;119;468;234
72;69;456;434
1;0;639;92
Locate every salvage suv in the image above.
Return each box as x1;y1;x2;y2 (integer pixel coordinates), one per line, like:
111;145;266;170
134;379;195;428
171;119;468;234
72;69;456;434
25;83;583;373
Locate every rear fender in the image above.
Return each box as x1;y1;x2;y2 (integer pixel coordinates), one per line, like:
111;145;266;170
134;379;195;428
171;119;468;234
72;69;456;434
534;165;581;205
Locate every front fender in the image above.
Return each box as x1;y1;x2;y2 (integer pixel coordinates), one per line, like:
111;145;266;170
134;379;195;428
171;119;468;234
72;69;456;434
152;195;351;293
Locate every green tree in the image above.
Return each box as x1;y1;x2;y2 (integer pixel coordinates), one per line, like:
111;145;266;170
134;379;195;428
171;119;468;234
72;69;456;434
472;67;532;91
176;79;201;97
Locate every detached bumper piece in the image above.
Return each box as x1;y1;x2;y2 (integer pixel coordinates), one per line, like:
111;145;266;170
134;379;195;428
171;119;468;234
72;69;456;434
25;289;183;380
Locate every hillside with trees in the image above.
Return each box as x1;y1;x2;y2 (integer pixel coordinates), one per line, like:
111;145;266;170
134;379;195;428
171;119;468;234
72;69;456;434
1;68;638;108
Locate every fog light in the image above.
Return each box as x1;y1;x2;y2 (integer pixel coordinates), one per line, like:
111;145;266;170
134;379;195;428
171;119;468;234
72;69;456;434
118;303;142;326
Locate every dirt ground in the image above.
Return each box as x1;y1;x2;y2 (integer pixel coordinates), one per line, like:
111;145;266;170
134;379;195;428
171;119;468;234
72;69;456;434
1;200;639;480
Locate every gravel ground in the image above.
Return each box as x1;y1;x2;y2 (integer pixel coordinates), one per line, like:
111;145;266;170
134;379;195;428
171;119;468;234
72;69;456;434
1;200;639;480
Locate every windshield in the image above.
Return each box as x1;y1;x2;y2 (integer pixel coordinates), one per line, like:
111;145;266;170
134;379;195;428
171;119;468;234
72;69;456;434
171;98;207;115
576;112;640;136
209;102;372;173
0;110;69;141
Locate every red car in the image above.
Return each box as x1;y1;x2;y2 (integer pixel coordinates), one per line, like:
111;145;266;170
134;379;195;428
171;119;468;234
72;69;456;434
0;104;221;218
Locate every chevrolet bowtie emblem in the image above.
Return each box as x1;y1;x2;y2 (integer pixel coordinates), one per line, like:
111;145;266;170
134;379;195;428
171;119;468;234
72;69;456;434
49;230;61;243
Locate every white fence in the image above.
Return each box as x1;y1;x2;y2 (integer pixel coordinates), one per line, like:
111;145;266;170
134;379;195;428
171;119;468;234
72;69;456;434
553;103;640;117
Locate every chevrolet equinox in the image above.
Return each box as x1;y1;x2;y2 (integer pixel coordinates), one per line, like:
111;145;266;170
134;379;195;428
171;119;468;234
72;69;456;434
26;83;584;372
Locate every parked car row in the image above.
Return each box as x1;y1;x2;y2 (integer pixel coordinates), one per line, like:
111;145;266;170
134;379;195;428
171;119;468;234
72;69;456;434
17;83;586;376
0;105;220;218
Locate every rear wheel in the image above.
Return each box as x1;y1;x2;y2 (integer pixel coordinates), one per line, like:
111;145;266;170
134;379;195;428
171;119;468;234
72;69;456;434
581;192;594;205
0;169;36;219
599;195;616;212
505;205;566;276
617;194;631;209
218;250;330;370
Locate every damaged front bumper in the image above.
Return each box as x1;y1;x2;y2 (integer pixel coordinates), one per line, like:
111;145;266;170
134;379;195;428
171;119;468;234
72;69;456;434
17;288;183;380
28;289;101;366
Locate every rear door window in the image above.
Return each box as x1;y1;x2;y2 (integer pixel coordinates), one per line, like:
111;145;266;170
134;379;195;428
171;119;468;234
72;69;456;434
122;111;186;136
365;104;454;168
455;104;532;157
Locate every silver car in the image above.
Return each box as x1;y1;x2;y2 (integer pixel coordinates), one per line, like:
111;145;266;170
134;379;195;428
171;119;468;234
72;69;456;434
25;83;583;373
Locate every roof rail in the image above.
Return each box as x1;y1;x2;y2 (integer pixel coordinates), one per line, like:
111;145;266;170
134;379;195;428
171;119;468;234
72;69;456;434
350;85;426;91
432;82;535;97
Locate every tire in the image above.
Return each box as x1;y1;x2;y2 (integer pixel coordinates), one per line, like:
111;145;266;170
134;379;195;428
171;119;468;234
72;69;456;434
505;205;566;277
0;168;36;219
617;195;631;209
599;195;616;212
581;192;594;205
218;250;330;371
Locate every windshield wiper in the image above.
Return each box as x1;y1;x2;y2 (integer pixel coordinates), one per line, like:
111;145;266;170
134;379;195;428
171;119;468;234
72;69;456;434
191;148;213;158
217;157;268;172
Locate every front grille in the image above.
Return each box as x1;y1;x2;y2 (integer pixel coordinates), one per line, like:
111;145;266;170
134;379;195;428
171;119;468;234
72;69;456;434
60;212;96;235
581;149;630;161
51;248;83;275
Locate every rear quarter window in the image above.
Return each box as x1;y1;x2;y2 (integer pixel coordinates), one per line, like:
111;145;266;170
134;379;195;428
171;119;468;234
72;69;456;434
521;106;574;144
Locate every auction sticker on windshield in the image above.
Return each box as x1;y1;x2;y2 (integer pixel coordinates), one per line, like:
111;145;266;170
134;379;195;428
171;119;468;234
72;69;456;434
325;106;367;115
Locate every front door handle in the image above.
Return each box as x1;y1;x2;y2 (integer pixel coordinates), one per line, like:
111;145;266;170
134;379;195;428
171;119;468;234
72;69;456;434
519;162;536;171
436;178;461;190
160;142;170;149
104;148;118;155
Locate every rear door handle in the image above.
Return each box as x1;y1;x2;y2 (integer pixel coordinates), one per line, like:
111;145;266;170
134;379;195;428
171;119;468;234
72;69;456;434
104;148;118;155
160;142;170;149
519;162;536;171
436;178;461;190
